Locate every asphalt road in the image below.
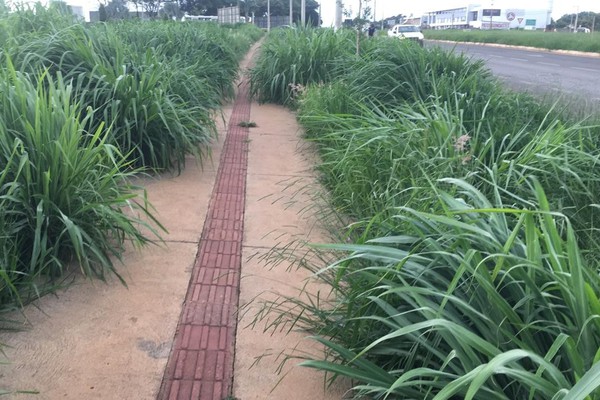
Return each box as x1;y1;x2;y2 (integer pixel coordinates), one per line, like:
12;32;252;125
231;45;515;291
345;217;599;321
428;41;600;108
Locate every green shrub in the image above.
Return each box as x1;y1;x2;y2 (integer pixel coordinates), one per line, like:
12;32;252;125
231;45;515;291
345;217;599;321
296;36;600;243
0;64;161;307
1;16;261;172
250;27;600;398
287;180;600;399
250;27;357;105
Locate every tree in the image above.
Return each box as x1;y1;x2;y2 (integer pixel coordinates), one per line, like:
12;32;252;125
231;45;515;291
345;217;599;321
98;3;108;20
49;0;73;15
104;0;130;19
341;0;370;26
177;0;227;15
160;1;184;19
555;11;600;31
175;0;320;21
139;0;162;18
339;0;371;55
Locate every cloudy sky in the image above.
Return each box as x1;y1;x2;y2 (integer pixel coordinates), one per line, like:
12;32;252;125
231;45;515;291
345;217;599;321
320;0;600;25
65;0;600;23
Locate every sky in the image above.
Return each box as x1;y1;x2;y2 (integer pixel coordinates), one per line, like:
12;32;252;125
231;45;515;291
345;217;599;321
320;0;600;26
64;0;600;23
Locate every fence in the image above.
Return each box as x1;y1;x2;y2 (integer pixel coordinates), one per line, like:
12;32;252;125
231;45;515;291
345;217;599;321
218;6;240;24
254;16;291;29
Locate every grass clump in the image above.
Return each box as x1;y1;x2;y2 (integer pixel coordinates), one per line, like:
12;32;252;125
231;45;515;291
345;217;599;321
238;121;257;127
250;27;600;398
0;64;161;308
296;37;600;243
0;8;262;310
3;9;262;172
250;27;358;105
294;179;600;399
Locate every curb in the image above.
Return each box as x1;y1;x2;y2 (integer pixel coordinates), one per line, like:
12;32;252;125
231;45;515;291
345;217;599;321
427;39;600;58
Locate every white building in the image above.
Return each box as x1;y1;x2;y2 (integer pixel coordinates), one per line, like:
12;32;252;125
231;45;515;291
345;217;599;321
422;3;551;30
70;5;85;19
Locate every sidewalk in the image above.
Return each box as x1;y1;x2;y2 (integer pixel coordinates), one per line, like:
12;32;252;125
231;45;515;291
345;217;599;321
0;43;343;400
159;43;346;400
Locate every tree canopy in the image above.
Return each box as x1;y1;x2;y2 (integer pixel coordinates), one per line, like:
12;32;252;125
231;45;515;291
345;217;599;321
555;11;599;31
177;0;224;15
103;0;130;20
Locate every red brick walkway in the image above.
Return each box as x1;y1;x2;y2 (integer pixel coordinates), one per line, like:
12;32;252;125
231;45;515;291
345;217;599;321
158;72;252;400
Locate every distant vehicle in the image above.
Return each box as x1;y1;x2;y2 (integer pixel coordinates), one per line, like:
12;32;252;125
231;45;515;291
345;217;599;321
576;27;591;33
388;24;424;46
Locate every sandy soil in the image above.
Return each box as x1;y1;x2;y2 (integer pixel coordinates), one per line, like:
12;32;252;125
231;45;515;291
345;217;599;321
0;103;232;398
232;102;348;399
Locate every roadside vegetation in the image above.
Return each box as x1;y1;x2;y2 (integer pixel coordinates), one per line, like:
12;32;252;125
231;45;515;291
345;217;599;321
0;4;262;320
424;29;600;53
251;27;600;399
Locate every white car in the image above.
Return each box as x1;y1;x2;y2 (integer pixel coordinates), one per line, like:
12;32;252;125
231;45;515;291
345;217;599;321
388;25;424;46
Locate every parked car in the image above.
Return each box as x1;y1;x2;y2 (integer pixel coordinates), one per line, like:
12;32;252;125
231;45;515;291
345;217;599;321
388;24;424;46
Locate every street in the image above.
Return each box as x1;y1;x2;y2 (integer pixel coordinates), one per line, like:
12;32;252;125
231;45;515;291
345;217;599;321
428;41;600;111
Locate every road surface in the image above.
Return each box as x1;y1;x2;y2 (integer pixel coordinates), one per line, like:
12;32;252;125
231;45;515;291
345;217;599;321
428;41;600;109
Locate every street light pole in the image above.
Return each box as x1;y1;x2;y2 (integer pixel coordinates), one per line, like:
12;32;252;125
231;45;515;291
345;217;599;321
267;0;270;31
335;0;342;30
289;0;292;25
373;0;376;22
301;0;305;25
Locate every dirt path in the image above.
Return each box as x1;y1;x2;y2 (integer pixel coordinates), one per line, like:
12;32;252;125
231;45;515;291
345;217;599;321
0;42;344;400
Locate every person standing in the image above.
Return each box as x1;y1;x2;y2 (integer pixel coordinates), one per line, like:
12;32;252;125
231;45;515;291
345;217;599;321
368;23;375;37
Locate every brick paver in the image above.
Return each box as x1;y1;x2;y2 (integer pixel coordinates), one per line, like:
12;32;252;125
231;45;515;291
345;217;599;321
158;73;251;400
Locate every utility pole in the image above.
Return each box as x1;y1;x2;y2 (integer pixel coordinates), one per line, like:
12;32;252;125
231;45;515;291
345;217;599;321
335;0;342;30
318;2;321;25
373;0;376;22
301;0;305;25
289;0;292;25
267;0;270;31
574;6;579;33
546;0;553;28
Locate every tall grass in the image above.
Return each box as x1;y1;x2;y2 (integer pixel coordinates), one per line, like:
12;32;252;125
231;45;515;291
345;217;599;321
2;9;262;171
0;7;262;291
0;63;163;307
299;99;600;246
250;27;360;105
285;179;600;399
295;38;600;243
5;22;213;171
0;4;261;312
250;27;600;398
